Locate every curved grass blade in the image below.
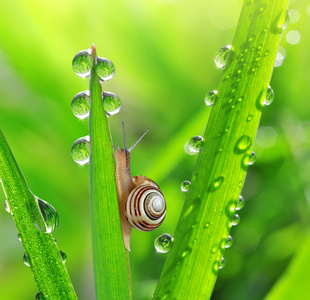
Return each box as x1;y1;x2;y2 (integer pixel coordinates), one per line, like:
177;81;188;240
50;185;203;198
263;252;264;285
88;44;131;300
0;130;77;300
153;1;289;299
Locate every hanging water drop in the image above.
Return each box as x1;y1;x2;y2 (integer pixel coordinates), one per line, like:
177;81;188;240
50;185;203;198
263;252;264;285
219;257;226;269
34;198;59;233
60;251;67;263
71;136;91;165
96;57;115;81
236;195;245;210
72;49;92;78
4;199;11;214
232;214;240;226
35;292;45;300
188;136;204;153
181;180;191;192
23;253;30;267
71;91;90;119
263;86;274;106
102;91;121;116
214;45;231;69
204;90;218;106
154;233;174;253
225;236;233;248
242;151;256;166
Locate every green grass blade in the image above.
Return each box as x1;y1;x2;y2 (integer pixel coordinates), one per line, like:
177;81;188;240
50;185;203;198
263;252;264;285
265;232;310;300
0;130;77;300
153;1;288;299
88;45;131;299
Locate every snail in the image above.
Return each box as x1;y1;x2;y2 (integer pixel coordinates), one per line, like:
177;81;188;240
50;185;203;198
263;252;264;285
114;123;166;252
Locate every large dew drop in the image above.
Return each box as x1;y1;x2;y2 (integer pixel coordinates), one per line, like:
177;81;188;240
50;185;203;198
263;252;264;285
72;49;92;78
204;90;218;106
236;195;245;211
243;152;256;167
60;250;67;263
181;180;191;192
71;91;90;119
34;198;59;233
188;136;204;153
235;135;252;153
71;136;91;165
23;253;30;267
231;214;240;226
154;233;174;253
263;86;274;106
102;92;121;116
283;10;290;30
225;236;233;248
214;45;231;69
96;57;115;81
4;199;11;214
219;257;226;269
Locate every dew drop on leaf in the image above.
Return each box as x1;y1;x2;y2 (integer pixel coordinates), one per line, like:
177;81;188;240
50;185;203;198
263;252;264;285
225;236;233;248
102;91;121;116
23;253;30;267
34;198;59;233
236;195;245;211
214;45;231;69
212;176;224;190
96;57;115;81
71;136;91;165
232;214;240;226
71;91;90;119
263;85;274;106
219;257;226;269
188;136;204;153
283;10;290;30
154;233;173;253
235;135;252;153
181;180;191;192
60;250;67;263
72;49;92;78
204;90;218;106
4;199;11;214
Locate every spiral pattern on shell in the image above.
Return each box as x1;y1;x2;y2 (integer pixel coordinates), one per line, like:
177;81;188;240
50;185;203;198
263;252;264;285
125;185;166;231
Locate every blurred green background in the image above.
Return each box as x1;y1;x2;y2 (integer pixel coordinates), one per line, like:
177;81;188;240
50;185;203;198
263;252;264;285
0;0;309;299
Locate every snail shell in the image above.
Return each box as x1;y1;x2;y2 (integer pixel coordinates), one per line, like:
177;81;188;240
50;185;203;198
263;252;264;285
114;124;166;251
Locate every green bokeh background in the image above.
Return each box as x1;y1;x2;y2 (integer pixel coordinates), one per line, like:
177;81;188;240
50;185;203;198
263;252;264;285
0;0;309;299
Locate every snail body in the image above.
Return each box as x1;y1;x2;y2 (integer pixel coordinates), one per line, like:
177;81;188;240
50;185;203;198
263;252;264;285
114;123;166;251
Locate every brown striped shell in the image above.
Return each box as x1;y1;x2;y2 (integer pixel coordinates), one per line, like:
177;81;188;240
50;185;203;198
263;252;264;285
125;185;166;231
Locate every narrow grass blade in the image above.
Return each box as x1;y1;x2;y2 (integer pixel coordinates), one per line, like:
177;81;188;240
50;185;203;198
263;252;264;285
88;45;131;299
265;232;310;300
153;1;288;299
0;130;77;300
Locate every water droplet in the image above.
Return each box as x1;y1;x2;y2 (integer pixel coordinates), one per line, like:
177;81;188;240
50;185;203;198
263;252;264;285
4;199;11;214
96;57;115;81
214;45;231;69
60;251;67;263
219;257;226;269
17;233;22;241
181;247;192;259
187;136;204;154
36;292;45;300
72;49;92;78
235;135;252;153
283;10;290;30
225;236;233;248
212;176;224;190
34;198;59;233
71;91;90;119
243;152;256;166
211;244;218;254
205;222;211;228
102;92;121;116
232;214;240;226
71;136;91;165
204;90;218;106
154;233;173;253
236;195;245;210
180;180;191;192
263;86;274;106
23;253;30;267
246;114;253;122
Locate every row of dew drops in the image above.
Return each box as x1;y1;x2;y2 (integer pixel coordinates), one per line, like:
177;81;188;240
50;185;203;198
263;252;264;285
5;194;64;299
71;47;121;165
154;13;290;271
